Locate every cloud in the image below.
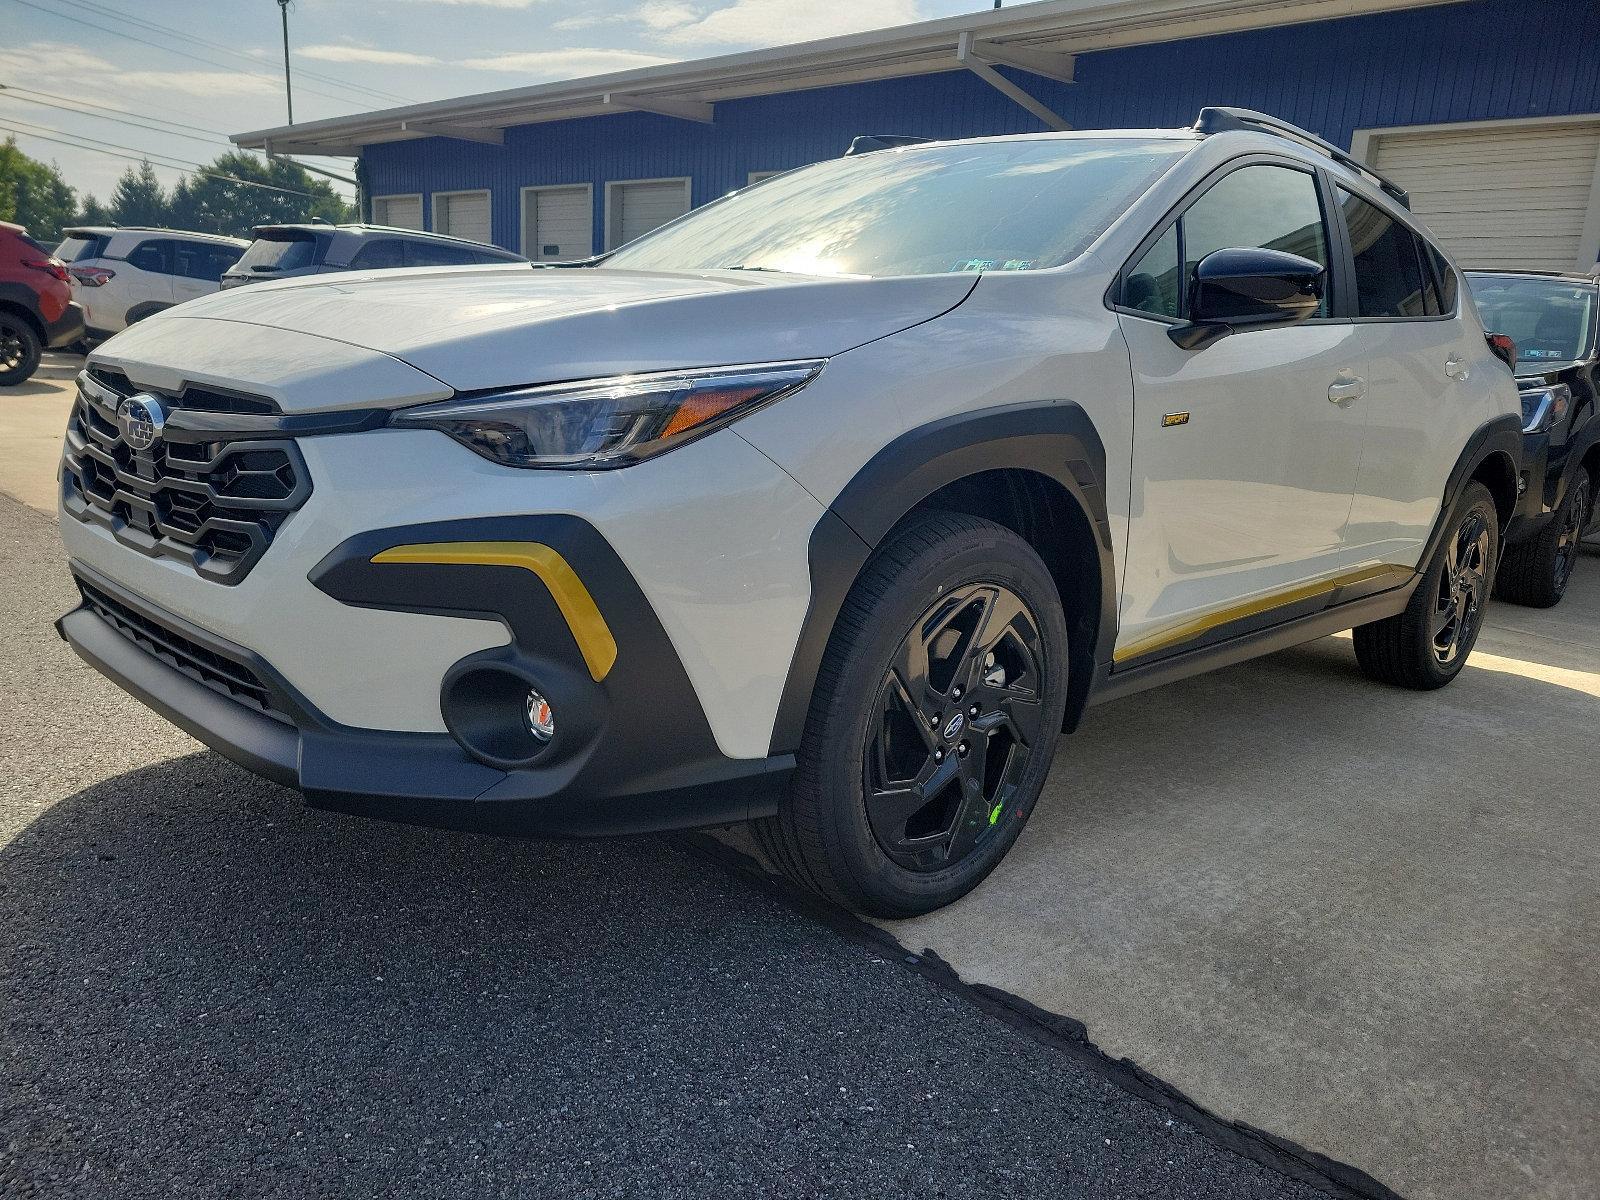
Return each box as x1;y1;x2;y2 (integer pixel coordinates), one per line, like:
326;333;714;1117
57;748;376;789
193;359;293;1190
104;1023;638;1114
0;42;276;97
299;44;440;66
390;0;547;7
459;47;678;75
658;0;923;44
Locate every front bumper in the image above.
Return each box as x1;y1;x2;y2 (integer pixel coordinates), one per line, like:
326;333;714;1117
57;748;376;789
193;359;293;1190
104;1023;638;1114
58;561;792;836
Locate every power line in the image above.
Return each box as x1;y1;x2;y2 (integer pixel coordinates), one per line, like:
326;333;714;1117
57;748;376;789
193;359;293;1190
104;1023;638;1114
1;83;232;138
7;0;412;111
0;122;330;200
49;0;414;105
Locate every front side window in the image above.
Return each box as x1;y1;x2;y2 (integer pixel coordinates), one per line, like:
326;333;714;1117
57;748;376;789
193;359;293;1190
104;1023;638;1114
1467;274;1597;368
602;138;1190;278
1124;224;1181;318
174;241;241;282
1182;164;1330;316
1338;188;1428;318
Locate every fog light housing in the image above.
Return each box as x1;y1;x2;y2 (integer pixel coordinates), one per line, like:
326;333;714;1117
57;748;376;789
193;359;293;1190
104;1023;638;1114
525;689;555;741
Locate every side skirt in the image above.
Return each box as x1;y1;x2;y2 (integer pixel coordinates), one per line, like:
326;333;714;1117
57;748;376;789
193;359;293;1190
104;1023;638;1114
1089;576;1418;707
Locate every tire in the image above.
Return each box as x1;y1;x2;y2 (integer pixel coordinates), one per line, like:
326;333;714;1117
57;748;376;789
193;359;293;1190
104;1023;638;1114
0;314;42;387
1353;481;1499;690
1495;471;1591;608
754;513;1071;918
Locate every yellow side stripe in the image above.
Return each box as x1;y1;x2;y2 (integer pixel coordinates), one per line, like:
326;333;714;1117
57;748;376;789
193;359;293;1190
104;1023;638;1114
1114;564;1413;664
371;541;618;682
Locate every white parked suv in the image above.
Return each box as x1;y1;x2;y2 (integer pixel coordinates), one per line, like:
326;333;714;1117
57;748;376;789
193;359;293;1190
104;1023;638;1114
55;227;248;343
56;110;1521;916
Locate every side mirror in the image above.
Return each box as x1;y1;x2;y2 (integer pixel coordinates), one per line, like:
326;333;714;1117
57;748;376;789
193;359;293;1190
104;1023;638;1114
1169;247;1325;350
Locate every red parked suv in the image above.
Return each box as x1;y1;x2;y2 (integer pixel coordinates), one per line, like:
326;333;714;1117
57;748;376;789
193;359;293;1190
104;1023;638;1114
0;221;85;386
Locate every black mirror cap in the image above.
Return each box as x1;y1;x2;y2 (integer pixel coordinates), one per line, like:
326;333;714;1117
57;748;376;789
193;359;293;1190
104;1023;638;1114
1193;247;1324;322
1170;247;1324;349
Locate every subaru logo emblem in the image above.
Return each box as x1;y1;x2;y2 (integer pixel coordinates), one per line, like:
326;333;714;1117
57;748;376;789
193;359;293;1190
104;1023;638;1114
119;392;166;451
943;712;965;740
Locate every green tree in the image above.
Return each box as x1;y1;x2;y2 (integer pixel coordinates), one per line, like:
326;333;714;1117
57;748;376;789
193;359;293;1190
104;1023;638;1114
169;152;354;238
109;160;169;227
0;137;78;242
75;193;113;225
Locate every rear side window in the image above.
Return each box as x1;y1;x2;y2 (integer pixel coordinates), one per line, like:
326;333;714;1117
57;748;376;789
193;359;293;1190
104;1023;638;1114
1428;245;1459;312
56;234;108;262
405;240;477;267
126;239;173;274
349;239;404;270
1337;189;1429;318
174;241;242;282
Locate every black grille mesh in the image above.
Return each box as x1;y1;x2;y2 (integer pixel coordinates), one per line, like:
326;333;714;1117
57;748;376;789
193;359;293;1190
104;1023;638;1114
61;370;310;584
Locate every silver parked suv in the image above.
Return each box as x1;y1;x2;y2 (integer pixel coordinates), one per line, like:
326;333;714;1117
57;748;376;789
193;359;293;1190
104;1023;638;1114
57;109;1521;917
221;223;526;288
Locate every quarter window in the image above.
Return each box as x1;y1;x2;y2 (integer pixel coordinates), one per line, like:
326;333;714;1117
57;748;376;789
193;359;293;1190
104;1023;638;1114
1124;225;1180;319
1428;245;1458;312
1338;188;1428;318
1182;165;1330;317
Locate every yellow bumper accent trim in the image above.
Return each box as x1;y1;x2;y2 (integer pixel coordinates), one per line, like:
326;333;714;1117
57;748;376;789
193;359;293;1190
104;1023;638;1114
371;541;618;682
1114;564;1413;664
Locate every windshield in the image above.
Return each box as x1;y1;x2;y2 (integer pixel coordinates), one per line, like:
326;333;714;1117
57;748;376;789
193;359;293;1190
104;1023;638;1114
233;234;320;274
602;138;1190;278
1467;273;1597;369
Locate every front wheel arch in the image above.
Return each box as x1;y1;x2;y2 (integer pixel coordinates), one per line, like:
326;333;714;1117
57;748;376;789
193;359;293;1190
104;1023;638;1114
767;402;1116;756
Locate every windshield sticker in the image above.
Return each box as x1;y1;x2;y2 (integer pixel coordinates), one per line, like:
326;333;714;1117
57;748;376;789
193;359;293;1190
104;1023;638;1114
1001;259;1035;271
953;259;997;272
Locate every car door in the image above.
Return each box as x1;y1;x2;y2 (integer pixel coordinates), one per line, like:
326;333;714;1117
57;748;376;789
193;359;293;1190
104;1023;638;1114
171;240;238;304
112;238;176;329
1115;159;1370;663
1332;189;1490;567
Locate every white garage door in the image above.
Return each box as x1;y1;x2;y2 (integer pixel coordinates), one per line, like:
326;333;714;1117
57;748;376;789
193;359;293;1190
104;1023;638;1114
522;186;592;261
433;190;492;245
372;195;422;230
1367;121;1600;271
609;179;690;248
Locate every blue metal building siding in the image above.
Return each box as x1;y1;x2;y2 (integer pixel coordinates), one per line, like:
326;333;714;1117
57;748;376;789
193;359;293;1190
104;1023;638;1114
364;0;1600;254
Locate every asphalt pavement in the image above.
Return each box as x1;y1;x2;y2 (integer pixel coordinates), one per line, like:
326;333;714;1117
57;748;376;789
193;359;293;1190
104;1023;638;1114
0;481;1336;1198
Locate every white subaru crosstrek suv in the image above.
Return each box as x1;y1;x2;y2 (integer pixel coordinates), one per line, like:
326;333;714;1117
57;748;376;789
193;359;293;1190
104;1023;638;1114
55;227;248;344
56;109;1521;917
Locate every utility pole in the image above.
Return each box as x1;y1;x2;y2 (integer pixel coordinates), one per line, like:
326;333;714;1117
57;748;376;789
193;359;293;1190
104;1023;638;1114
277;0;294;124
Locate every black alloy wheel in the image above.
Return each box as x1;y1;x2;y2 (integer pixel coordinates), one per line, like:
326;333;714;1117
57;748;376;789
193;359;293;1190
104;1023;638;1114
1431;508;1492;668
864;582;1046;873
0;315;42;386
1550;474;1590;596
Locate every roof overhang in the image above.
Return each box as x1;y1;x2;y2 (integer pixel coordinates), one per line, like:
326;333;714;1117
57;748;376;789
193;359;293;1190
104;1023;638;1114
234;0;1459;156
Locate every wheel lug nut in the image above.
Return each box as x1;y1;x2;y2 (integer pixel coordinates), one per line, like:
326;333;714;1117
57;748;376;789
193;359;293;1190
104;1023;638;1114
934;748;944;762
952;686;963;700
929;713;941;729
968;704;978;717
957;742;969;758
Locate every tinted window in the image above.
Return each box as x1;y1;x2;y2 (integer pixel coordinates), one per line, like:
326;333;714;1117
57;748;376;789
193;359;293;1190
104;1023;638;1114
350;239;405;269
174;241;241;282
1182;165;1329;316
405;240;477;267
125;239;172;274
56;234;109;263
604;138;1190;277
234;234;319;274
1338;189;1428;318
1124;224;1180;318
1429;245;1458;312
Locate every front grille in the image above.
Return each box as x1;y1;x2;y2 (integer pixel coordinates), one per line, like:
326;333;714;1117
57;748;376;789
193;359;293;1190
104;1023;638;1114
78;576;292;725
62;369;311;584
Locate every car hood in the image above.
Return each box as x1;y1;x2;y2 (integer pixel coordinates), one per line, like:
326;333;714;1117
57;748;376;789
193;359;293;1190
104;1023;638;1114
149;263;977;394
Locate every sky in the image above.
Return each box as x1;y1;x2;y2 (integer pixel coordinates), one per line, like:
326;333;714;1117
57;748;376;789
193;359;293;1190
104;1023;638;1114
1;0;988;205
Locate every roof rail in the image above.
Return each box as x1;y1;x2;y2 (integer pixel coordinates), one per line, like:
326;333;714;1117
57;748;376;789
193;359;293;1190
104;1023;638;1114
1193;106;1410;209
844;134;930;156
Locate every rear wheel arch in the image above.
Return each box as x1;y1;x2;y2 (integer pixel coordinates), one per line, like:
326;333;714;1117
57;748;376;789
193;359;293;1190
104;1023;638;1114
767;402;1117;756
0;297;46;344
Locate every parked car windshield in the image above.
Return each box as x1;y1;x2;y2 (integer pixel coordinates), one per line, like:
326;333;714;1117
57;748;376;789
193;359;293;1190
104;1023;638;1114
1467;273;1597;369
602;138;1191;278
234;234;320;274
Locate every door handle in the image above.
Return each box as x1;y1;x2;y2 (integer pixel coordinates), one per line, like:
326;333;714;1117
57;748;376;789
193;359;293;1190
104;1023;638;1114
1444;355;1470;381
1328;377;1368;405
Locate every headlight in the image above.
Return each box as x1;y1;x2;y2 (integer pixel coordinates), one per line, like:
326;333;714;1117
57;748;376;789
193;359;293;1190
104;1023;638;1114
1519;383;1570;435
392;360;824;469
